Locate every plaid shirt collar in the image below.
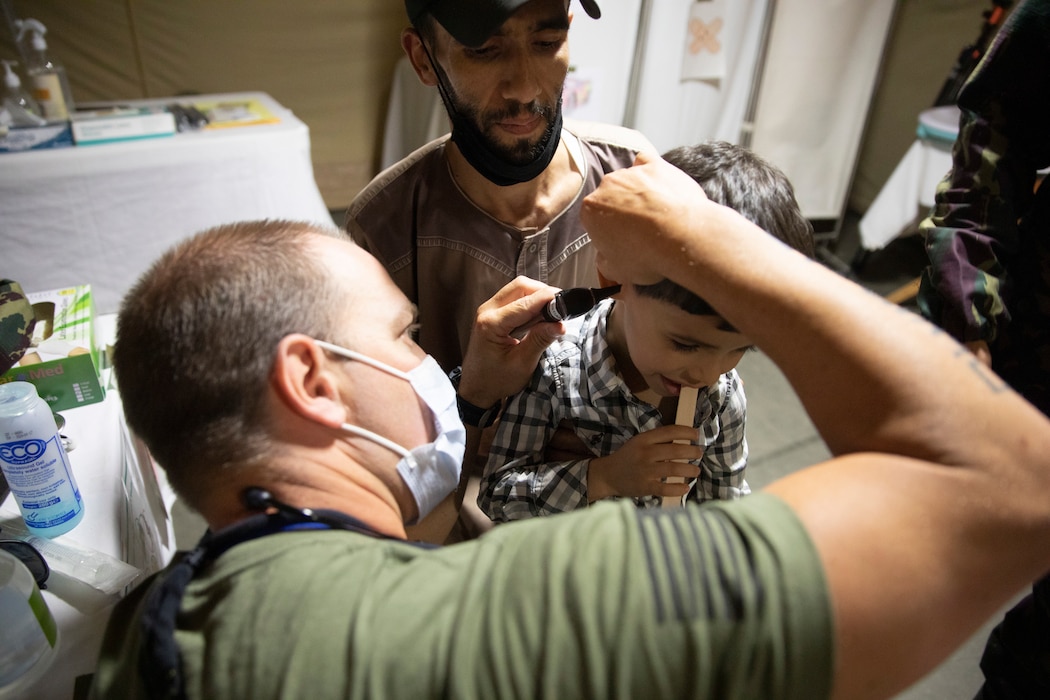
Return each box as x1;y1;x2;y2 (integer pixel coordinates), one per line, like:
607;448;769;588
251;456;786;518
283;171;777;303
568;299;641;405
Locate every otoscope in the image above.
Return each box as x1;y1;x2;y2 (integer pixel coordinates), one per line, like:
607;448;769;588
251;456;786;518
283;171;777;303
541;285;621;322
513;285;621;337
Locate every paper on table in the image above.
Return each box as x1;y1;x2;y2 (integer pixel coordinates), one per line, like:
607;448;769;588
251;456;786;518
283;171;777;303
662;385;699;507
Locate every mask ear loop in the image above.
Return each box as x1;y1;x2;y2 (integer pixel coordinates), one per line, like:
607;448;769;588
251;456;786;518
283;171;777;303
416;35;462;125
314;340;411;380
339;422;414;465
313;340;423;468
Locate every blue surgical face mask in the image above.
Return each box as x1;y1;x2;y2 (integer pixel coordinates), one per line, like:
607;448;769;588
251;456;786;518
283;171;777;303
314;340;465;523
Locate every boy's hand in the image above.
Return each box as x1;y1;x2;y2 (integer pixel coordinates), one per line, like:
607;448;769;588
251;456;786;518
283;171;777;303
587;425;703;502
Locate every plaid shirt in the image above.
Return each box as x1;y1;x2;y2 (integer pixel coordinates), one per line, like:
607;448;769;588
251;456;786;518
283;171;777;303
479;299;749;522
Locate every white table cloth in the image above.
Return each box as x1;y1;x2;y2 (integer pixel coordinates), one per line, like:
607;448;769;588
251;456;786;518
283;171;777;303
858;106;960;251
0;92;332;314
1;313;175;698
858;138;954;251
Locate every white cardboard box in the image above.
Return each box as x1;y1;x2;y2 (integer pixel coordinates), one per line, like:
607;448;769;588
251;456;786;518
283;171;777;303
71;107;176;145
1;285;106;411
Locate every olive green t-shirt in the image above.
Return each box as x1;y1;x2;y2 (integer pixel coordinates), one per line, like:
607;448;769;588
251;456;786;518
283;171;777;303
90;494;832;699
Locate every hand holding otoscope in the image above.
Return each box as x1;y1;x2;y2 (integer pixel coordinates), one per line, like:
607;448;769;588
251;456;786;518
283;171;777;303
512;285;621;338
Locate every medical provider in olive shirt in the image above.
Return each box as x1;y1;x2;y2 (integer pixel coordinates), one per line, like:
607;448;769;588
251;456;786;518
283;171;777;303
89;154;1050;699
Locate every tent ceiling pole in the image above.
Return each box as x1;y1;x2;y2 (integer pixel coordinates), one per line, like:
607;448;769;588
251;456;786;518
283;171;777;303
622;0;652;130
739;0;776;148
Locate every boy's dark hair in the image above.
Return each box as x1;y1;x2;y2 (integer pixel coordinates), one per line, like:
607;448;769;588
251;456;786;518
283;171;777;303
635;141;815;317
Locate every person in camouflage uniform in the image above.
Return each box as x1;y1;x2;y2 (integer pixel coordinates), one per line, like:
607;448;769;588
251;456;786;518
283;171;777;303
0;279;36;374
918;0;1050;415
916;1;1050;697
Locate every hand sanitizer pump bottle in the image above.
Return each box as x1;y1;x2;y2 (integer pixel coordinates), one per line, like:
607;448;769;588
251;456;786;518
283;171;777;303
14;18;75;122
0;382;84;538
0;60;45;127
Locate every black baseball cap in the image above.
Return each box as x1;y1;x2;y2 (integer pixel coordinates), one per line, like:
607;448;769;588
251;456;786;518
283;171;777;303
406;0;601;48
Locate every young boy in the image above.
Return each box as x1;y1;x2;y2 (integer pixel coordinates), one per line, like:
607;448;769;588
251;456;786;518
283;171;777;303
478;141;815;521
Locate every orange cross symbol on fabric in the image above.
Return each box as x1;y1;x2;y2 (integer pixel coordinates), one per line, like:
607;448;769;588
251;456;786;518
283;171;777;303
688;17;723;55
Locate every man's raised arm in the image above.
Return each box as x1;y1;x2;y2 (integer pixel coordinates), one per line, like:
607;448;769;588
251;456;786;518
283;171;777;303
582;153;1050;700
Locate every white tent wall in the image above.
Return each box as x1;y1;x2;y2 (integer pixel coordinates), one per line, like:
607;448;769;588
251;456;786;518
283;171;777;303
616;0;774;153
748;0;897;222
557;0;644;128
851;0;1002;214
605;0;996;230
0;0;1003;220
588;0;889;226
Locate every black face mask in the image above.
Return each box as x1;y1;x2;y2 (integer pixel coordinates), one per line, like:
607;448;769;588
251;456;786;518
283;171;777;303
423;42;563;187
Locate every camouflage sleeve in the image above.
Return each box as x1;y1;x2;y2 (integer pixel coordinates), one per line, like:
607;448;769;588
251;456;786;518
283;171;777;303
916;105;1018;344
0;279;37;373
917;0;1050;344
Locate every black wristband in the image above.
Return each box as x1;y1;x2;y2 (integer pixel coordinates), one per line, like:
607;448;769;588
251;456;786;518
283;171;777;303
447;366;502;428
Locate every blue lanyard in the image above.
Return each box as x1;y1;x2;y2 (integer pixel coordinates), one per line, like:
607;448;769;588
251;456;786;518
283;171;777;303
137;509;432;699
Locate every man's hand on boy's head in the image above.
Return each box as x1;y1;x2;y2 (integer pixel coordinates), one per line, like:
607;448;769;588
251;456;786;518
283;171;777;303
460;276;563;409
581;152;708;289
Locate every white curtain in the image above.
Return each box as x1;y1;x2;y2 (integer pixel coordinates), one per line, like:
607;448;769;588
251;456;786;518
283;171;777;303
749;0;897;219
628;0;772;151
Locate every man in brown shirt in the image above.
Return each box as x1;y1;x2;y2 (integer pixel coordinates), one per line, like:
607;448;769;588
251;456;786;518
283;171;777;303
348;0;653;372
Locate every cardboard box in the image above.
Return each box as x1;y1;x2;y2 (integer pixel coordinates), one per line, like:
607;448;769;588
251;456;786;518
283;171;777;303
0;122;74;153
0;285;105;411
71;107;176;145
194;98;280;129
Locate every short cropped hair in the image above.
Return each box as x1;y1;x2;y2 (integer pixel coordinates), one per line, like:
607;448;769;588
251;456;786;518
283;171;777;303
113;220;343;502
636;141;815;317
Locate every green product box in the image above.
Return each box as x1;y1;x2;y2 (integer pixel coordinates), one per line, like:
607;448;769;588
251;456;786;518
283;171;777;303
0;285;105;411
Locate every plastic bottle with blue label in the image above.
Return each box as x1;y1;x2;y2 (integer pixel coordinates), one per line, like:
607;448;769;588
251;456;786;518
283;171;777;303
0;382;84;538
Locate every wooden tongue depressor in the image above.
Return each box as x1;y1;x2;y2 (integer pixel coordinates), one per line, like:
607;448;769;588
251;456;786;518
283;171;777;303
662;385;700;508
